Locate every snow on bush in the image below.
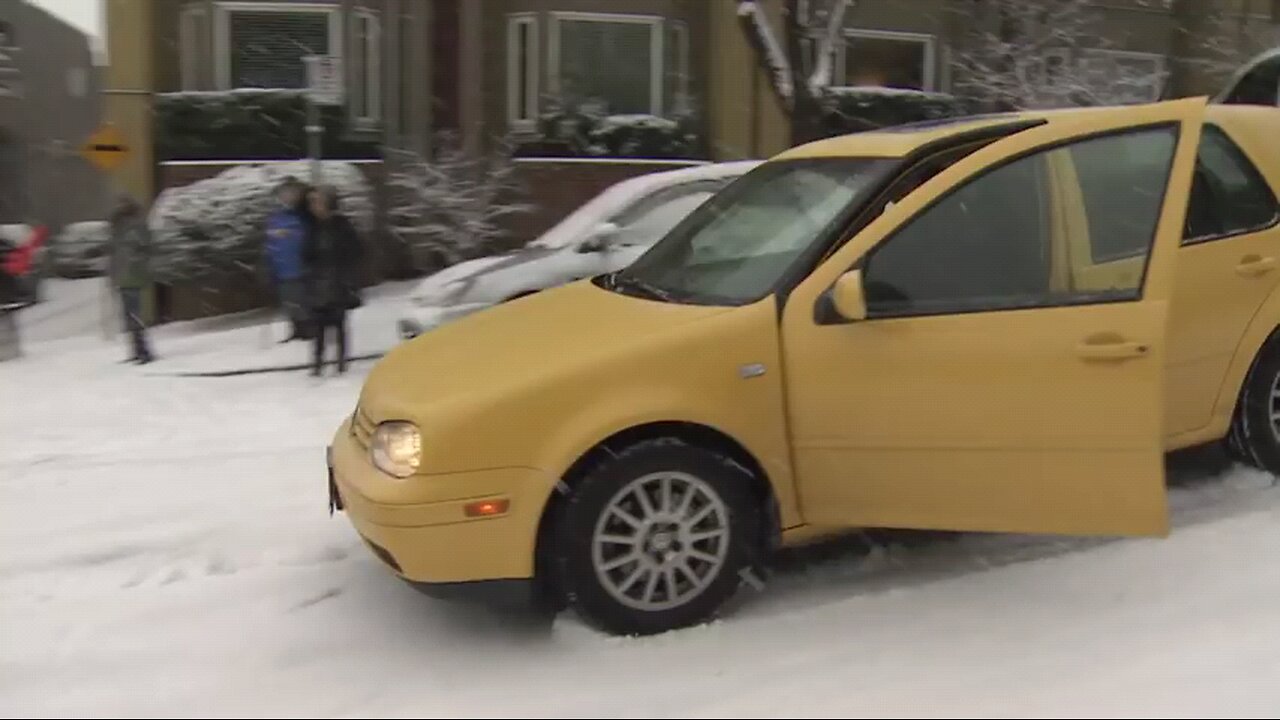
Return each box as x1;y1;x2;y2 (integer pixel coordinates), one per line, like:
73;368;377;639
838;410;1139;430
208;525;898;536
50;221;110;279
148;161;374;282
523;97;703;159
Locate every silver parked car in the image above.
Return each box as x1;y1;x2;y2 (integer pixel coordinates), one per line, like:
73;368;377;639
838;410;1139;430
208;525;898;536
397;161;760;339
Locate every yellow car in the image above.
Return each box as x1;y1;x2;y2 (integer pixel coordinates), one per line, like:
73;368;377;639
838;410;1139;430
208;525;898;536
328;98;1280;635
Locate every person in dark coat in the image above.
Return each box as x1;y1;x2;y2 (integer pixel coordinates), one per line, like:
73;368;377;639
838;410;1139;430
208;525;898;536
302;185;363;376
263;176;311;342
108;195;156;364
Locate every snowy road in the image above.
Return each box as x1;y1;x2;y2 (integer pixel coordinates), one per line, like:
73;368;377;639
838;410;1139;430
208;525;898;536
4;289;1280;717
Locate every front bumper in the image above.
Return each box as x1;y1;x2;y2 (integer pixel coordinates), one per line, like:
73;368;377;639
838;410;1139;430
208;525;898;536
327;419;557;587
397;302;493;339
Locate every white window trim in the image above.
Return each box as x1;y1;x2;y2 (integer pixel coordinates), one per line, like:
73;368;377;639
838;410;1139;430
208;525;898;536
506;13;539;130
549;11;664;116
213;1;342;90
836;28;938;92
352;7;380;127
670;20;690;108
179;4;208;90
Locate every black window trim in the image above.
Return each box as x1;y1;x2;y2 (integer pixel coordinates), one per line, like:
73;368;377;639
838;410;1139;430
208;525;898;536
1180;124;1280;248
815;121;1184;325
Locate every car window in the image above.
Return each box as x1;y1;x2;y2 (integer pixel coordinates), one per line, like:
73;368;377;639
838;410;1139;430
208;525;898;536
1182;126;1280;244
615;191;714;247
863;126;1178;317
1067;130;1174;263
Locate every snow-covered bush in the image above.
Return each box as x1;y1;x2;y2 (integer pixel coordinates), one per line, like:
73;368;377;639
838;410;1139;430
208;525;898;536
519;96;703;159
50;221;110;278
148;161;374;283
155;90;378;161
818;87;969;135
387;133;531;272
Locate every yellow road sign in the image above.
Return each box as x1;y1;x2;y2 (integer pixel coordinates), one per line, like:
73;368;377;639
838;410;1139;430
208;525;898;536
82;124;129;172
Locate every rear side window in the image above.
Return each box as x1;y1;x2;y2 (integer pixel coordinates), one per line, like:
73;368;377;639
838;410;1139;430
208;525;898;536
1183;126;1280;244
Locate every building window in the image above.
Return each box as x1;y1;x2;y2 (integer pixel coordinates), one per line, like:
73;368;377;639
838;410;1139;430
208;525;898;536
351;8;380;126
214;2;341;90
835;29;937;91
0;20;14;49
1079;49;1166;104
507;13;539;128
180;4;208;90
551;12;663;116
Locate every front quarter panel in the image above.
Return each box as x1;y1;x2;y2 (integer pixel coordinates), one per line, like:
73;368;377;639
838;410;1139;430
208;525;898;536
424;297;802;529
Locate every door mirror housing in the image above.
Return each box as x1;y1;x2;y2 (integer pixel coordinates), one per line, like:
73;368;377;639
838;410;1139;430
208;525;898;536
577;222;620;253
829;269;868;322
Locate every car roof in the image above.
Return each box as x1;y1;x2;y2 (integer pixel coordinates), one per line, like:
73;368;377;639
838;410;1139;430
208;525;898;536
775;102;1280;162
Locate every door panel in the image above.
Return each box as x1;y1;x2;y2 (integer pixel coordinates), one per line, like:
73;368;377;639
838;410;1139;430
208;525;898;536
781;98;1206;537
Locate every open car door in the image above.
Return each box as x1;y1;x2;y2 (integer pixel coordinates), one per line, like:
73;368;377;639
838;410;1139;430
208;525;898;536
782;98;1206;537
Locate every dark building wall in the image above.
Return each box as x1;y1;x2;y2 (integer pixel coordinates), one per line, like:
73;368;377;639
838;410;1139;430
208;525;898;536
0;2;107;228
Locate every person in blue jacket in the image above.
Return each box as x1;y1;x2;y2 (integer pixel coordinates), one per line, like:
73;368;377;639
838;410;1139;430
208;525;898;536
264;176;311;342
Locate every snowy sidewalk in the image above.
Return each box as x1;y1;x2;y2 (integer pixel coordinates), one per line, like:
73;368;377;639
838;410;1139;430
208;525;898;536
13;278;416;377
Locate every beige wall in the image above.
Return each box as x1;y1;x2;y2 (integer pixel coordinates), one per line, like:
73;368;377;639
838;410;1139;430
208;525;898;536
104;0;156;202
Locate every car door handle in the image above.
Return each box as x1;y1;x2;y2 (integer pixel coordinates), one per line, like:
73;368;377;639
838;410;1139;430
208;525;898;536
1075;336;1150;362
1235;255;1277;277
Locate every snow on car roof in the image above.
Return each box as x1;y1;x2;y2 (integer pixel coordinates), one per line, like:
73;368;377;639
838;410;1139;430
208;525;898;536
528;160;763;249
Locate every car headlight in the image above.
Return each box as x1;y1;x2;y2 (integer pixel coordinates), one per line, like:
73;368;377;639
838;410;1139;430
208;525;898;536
370;421;421;478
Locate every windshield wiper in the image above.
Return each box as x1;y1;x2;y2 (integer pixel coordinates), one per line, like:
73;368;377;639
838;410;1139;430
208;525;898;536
605;271;676;302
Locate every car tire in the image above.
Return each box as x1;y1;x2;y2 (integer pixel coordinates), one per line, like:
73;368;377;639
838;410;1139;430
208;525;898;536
552;438;764;636
1228;337;1280;474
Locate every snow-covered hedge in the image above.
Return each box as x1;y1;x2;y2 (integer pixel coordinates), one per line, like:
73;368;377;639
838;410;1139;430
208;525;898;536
148;161;375;283
50;221;110;279
817;88;970;135
155;90;379;161
520;103;703;159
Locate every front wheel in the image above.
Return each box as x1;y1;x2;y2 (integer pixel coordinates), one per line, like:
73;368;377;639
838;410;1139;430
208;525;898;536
552;439;763;636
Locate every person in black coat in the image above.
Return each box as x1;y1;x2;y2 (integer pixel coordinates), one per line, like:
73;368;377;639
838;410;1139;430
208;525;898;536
302;185;364;376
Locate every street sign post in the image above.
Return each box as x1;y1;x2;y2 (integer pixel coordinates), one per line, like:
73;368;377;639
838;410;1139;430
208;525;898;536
303;55;343;186
80;123;132;340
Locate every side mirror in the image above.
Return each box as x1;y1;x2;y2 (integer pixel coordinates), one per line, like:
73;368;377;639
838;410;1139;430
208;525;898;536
577;222;620;253
830;269;868;322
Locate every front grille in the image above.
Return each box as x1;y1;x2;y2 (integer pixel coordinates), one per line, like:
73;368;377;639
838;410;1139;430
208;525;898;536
351;405;375;450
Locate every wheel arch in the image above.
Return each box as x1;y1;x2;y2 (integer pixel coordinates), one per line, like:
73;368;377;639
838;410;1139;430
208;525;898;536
532;421;781;597
1207;285;1280;443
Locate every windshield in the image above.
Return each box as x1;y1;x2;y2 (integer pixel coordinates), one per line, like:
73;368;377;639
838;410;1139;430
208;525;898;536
604;159;895;305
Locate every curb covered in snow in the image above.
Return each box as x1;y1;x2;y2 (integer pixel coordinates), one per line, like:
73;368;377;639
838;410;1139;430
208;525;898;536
146;352;385;378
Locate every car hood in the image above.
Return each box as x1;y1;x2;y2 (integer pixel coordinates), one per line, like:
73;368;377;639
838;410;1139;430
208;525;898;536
362;280;732;422
409;247;567;304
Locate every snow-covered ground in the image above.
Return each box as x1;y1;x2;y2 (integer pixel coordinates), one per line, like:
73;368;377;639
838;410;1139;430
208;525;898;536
4;281;1280;718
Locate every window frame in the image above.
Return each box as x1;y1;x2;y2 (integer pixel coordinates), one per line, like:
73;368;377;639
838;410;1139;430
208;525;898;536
349;7;380;128
833;28;938;92
213;1;343;91
180;4;209;91
856;122;1183;321
1181;124;1280;247
667;20;690;113
548;11;665;116
506;13;540;131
